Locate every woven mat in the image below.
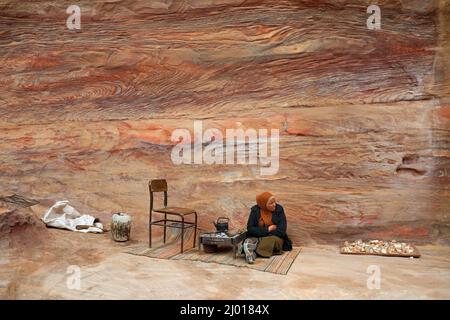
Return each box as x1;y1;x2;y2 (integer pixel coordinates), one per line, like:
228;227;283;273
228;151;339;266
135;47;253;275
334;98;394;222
125;228;301;275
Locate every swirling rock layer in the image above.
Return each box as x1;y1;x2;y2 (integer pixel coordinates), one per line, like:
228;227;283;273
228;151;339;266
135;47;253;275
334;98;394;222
0;0;449;244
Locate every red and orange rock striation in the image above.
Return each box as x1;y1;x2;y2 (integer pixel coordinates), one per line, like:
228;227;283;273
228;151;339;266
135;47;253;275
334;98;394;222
0;0;449;246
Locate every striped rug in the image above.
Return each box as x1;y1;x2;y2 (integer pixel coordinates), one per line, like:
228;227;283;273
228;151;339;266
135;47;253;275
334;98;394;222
125;227;301;275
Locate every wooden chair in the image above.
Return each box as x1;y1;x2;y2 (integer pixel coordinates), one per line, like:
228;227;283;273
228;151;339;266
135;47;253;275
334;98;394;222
148;179;197;253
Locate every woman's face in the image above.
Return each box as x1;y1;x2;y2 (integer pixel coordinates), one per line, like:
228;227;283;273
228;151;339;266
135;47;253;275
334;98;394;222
266;196;276;211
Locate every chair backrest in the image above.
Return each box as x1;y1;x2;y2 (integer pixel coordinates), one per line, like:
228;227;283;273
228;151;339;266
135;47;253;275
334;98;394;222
149;179;168;212
149;179;168;192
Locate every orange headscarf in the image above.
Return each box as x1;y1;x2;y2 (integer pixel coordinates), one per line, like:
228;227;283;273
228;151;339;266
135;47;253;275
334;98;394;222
256;192;275;228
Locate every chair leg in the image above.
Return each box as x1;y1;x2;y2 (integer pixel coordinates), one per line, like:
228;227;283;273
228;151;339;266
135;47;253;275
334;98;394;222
193;212;197;248
181;216;185;253
163;213;167;244
149;212;152;248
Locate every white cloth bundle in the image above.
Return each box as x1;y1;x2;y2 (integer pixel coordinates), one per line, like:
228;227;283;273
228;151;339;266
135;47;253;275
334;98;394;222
41;200;103;233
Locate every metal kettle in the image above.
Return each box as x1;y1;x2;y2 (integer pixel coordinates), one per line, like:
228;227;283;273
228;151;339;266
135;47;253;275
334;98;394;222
213;217;229;233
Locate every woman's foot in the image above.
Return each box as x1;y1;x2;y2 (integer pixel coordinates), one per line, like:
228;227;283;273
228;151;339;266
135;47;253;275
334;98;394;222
243;238;257;264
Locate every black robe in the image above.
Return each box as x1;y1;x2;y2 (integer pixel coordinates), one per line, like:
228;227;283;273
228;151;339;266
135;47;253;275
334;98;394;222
246;203;293;251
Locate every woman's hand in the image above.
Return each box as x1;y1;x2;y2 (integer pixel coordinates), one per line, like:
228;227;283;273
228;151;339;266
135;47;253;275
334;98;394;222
268;224;277;232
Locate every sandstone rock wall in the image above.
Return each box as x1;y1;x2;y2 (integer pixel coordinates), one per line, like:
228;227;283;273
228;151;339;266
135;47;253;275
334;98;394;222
0;0;449;244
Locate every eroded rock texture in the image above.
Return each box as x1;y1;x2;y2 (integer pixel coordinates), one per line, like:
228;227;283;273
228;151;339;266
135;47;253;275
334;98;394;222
0;0;449;244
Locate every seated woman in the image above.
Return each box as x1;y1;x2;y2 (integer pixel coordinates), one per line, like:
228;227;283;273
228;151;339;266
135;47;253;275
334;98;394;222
243;192;292;264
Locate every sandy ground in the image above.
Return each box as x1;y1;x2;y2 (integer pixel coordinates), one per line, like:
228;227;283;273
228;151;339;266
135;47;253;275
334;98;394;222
1;227;449;300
